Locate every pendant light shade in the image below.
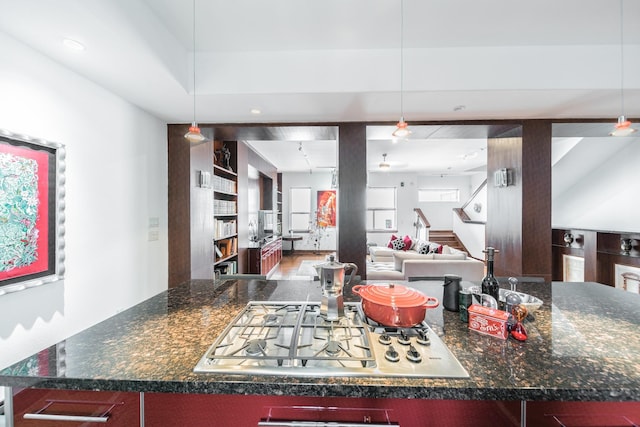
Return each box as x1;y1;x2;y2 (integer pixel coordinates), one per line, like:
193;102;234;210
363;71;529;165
185;0;206;143
610;0;636;136
393;0;411;138
392;117;410;138
610;115;637;137
185;122;205;143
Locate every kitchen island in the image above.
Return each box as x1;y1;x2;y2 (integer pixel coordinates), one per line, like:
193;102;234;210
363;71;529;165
2;278;640;426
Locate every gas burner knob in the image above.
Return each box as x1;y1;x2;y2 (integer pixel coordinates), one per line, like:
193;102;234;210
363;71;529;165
378;332;392;346
416;329;431;346
406;345;422;363
384;345;400;363
397;330;411;346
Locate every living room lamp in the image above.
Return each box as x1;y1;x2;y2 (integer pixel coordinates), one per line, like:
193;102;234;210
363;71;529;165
184;0;206;143
610;0;637;137
392;0;411;138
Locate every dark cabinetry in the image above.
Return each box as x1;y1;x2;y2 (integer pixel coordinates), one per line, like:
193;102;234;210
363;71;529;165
247;237;282;277
552;228;640;286
12;388;140;426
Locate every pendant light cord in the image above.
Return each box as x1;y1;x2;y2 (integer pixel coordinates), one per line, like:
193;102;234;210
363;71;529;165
400;0;404;119
619;0;625;117
192;0;197;124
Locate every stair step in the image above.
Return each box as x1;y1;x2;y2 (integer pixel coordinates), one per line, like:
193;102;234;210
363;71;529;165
428;230;466;251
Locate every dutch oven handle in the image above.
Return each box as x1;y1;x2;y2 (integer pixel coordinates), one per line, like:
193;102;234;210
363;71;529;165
422;296;440;309
352;284;363;295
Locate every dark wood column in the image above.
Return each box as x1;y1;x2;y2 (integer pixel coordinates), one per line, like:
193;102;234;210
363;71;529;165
521;120;552;280
337;123;368;278
168;125;191;287
487;120;552;281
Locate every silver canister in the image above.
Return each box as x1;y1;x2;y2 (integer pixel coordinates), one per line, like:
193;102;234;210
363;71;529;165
459;289;472;322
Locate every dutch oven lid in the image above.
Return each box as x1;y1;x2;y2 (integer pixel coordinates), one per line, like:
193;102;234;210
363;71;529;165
354;283;429;307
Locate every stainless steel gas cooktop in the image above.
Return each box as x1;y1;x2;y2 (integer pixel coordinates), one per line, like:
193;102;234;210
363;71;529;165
194;301;469;378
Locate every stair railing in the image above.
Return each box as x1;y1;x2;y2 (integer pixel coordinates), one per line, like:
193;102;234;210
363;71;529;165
455;179;487;224
413;208;431;240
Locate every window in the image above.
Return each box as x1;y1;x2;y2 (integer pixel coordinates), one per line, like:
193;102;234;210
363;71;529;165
366;187;396;231
418;188;460;202
289;187;311;232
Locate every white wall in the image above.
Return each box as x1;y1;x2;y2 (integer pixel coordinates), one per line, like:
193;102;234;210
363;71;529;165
0;32;168;370
367;171;417;247
416;175;476;230
282;171;336;251
552;138;640;233
452;215;485;259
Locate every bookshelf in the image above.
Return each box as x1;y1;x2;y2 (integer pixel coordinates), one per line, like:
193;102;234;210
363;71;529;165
213;141;238;276
276;173;283;236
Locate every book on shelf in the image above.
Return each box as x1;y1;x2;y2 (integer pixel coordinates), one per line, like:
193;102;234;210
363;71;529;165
215;219;237;239
216;260;237;275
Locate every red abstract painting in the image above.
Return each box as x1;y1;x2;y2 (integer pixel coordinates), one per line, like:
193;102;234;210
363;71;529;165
0;140;50;282
316;190;336;227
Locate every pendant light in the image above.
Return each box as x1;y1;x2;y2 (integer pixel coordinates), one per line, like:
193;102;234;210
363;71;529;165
379;153;391;170
392;0;411;138
610;0;636;137
185;0;206;143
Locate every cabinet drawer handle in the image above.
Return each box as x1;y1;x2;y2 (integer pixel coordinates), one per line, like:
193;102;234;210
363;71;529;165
24;399;123;423
24;413;109;423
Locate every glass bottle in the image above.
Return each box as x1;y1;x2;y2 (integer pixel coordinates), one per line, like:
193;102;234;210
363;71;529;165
481;247;500;301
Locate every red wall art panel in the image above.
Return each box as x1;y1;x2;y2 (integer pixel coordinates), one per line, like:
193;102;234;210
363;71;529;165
316;190;336;228
0;130;65;292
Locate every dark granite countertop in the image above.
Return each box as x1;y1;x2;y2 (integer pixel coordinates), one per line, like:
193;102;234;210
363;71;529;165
2;279;640;402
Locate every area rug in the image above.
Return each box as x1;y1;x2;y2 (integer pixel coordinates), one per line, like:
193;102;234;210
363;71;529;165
296;260;321;280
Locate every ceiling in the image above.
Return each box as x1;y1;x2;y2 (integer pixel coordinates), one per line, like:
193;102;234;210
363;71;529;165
1;0;639;173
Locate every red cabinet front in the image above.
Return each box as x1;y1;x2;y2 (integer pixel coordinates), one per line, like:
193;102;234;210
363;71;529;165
144;393;522;427
12;388;140;427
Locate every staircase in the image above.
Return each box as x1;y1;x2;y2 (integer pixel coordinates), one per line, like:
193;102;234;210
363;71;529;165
429;230;466;252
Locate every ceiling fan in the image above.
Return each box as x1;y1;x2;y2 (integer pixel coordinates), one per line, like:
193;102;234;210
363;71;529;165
373;153;407;171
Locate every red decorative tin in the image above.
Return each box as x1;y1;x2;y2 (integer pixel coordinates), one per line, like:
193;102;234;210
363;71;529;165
468;304;510;340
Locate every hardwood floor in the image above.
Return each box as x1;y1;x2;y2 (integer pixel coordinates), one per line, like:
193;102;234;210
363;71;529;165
269;251;332;280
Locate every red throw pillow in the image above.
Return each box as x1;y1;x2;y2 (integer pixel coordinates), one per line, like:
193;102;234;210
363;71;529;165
387;235;405;250
402;235;413;251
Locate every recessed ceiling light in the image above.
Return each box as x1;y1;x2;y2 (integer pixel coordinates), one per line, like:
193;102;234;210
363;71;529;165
250;108;262;115
63;38;85;51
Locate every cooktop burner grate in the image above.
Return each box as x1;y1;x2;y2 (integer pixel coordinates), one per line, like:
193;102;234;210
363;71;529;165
194;301;469;378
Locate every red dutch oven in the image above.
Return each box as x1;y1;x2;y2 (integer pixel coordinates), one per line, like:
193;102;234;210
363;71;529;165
352;283;439;327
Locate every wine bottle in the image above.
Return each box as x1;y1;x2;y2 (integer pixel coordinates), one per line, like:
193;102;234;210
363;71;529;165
481;247;500;301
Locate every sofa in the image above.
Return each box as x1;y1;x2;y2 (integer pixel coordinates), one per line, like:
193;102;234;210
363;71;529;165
367;239;485;282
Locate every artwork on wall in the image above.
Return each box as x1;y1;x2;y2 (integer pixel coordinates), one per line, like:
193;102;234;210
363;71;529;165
316;190;336;228
0;129;66;294
615;264;640;294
